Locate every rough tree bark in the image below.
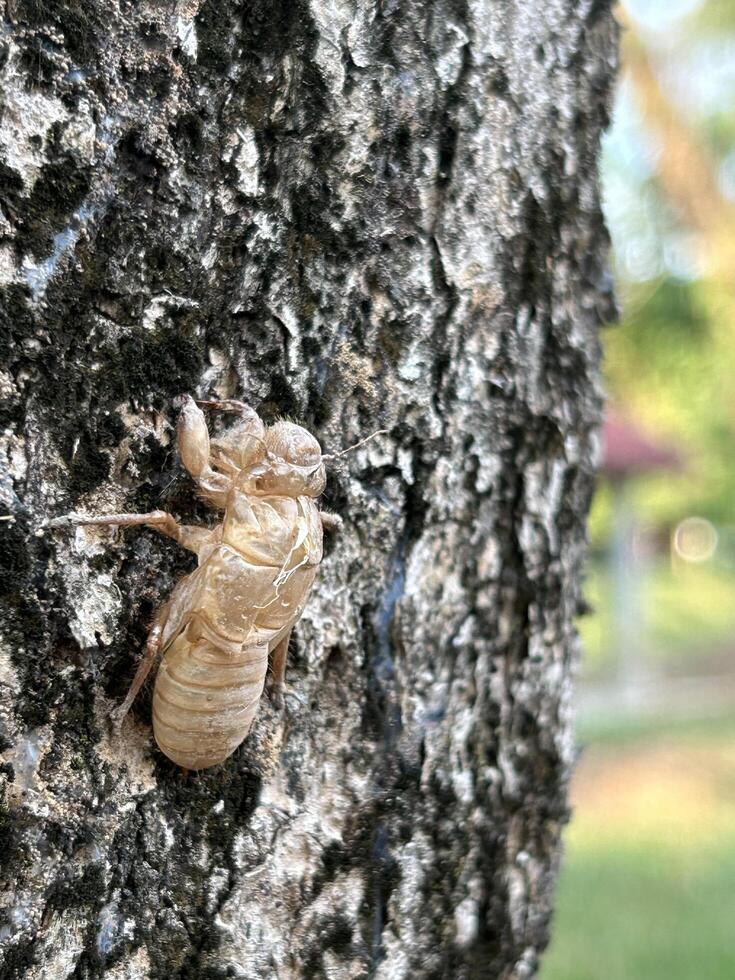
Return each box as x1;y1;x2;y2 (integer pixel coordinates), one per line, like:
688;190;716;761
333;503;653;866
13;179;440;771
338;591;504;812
0;1;617;977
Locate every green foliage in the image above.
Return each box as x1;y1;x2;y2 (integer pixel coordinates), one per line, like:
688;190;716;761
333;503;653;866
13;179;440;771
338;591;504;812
604;275;735;526
685;0;735;37
580;555;735;672
599;0;735;531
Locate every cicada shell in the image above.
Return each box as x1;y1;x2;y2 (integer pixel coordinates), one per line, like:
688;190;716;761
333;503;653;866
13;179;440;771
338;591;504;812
54;396;342;770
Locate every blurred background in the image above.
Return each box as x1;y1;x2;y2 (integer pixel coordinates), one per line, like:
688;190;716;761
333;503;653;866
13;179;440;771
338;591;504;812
541;2;735;977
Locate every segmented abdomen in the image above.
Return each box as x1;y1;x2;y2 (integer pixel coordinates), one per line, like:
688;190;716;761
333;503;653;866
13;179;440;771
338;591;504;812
152;633;267;770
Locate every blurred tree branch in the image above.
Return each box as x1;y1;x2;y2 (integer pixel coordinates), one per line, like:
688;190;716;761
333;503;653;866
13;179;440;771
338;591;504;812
619;4;735;283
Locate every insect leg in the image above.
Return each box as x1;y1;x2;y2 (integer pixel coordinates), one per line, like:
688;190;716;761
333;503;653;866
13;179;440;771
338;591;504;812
50;510;210;555
267;627;292;710
177;395;232;508
194;398;254;415
320;511;343;533
110;601;170;727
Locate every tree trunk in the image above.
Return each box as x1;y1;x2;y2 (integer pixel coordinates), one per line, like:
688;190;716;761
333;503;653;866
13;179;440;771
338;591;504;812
0;2;617;977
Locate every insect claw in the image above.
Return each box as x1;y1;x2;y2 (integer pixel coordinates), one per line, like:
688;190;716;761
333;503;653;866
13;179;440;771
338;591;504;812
194;398;252;414
321;512;343;534
271;690;284;711
108;706;125;733
267;680;286;711
47;515;72;528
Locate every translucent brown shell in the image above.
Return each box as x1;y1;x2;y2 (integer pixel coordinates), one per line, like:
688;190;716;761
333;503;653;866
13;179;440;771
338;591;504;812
53;396;337;770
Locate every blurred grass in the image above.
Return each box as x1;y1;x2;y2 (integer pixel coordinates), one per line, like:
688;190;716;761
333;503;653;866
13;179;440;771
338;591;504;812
542;847;735;980
541;722;735;980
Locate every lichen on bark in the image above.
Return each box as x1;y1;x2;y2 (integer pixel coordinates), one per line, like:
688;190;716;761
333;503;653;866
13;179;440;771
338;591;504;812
0;1;617;977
